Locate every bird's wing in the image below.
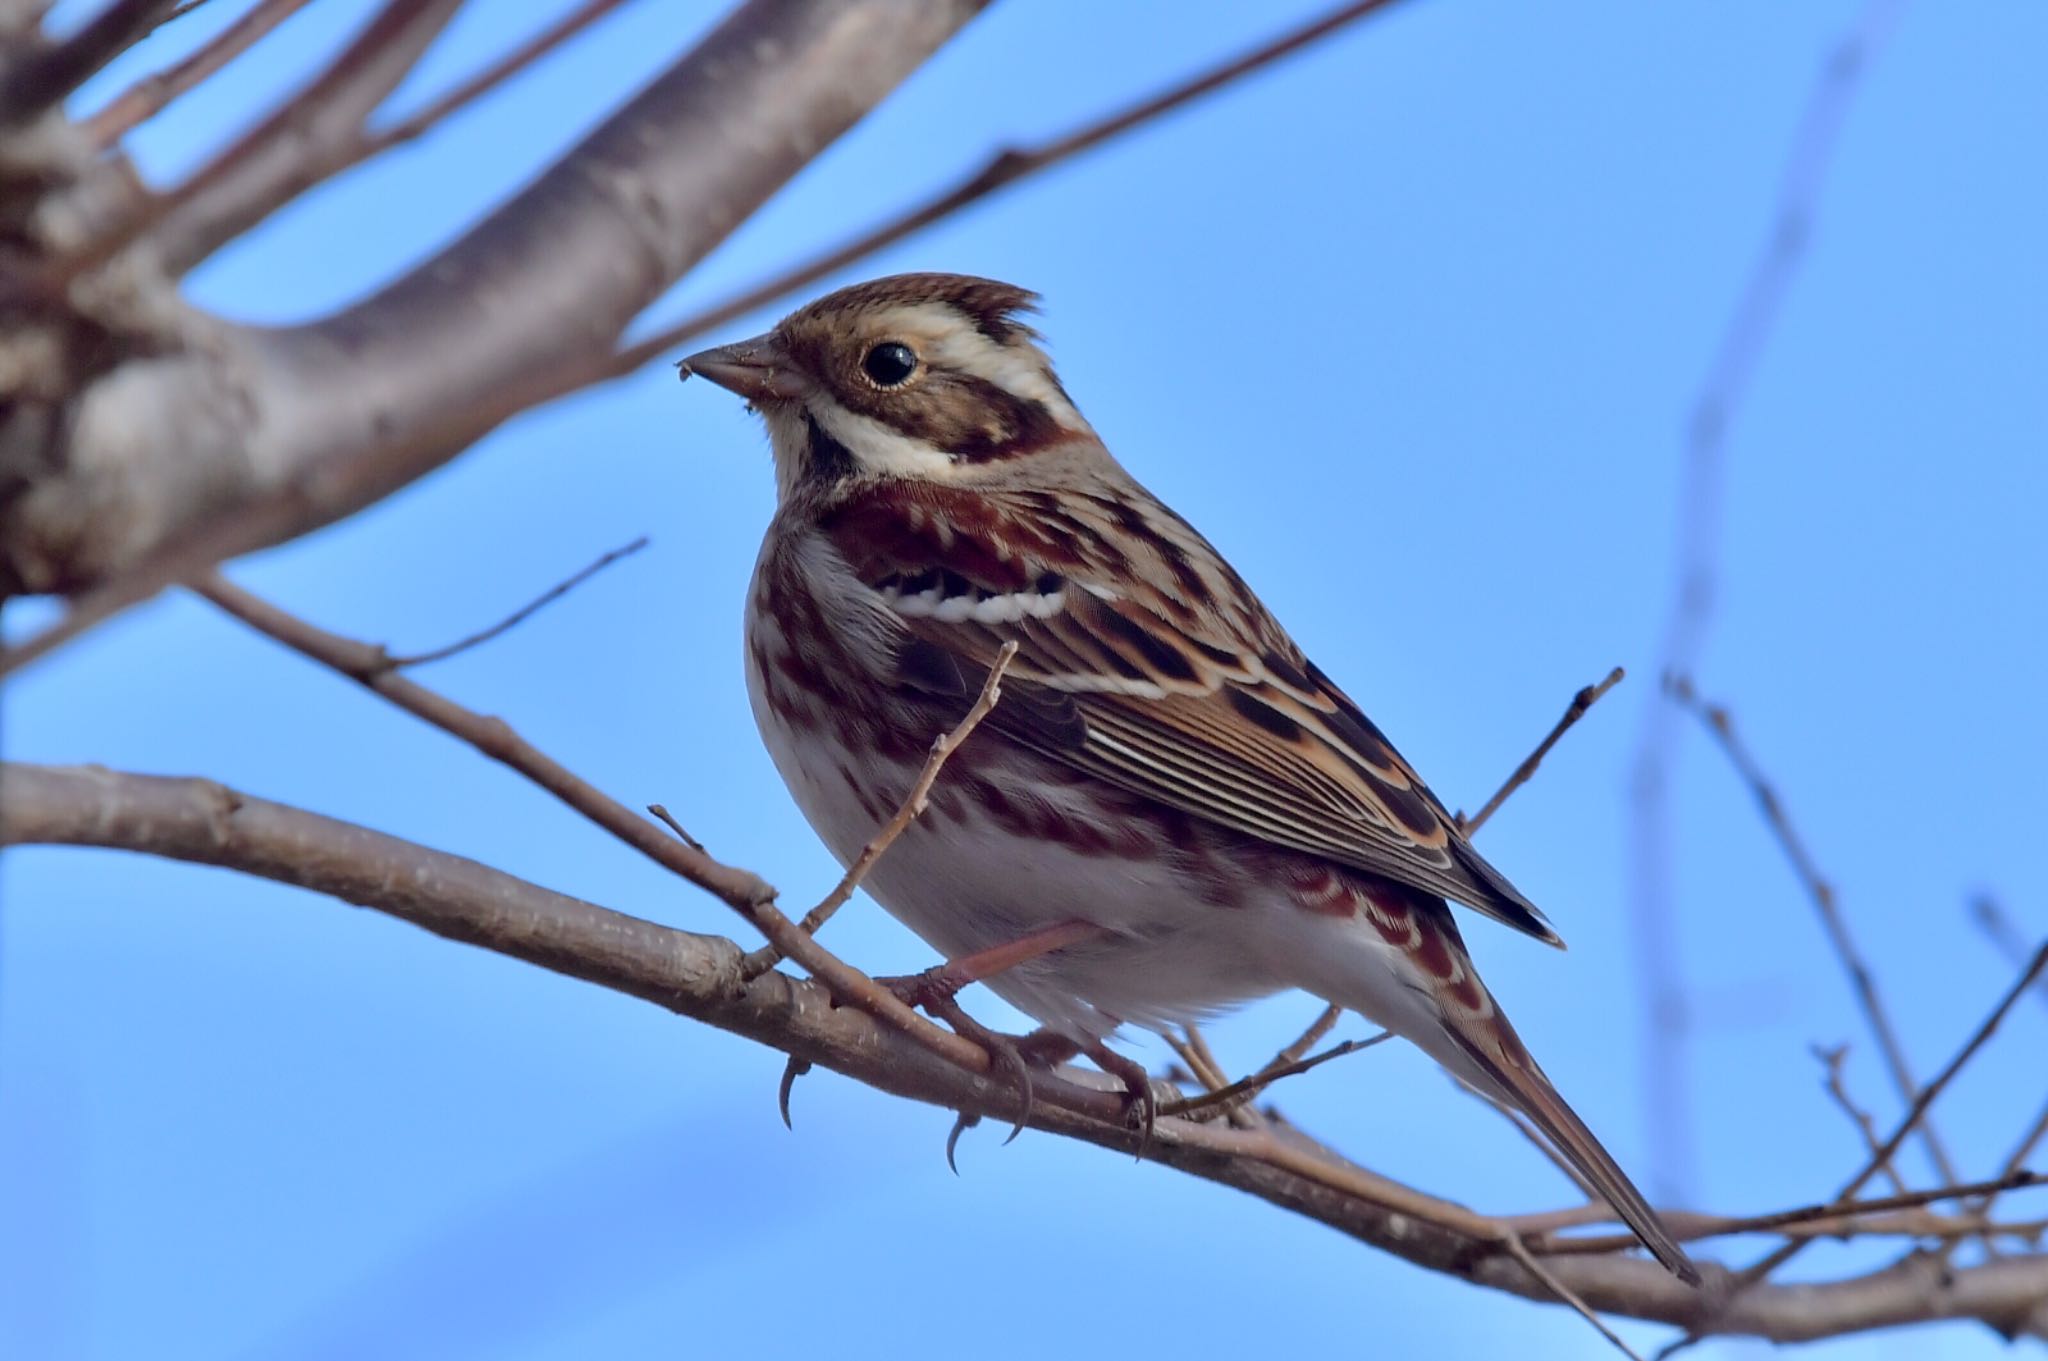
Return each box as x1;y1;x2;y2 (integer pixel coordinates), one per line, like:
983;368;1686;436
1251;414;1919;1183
822;486;1560;945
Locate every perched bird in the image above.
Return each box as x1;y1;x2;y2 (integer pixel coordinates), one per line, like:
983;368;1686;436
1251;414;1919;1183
682;273;1698;1284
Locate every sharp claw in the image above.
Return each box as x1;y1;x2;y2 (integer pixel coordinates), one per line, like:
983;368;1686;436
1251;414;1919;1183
1081;1039;1158;1161
946;1112;979;1174
993;1046;1034;1145
778;1055;811;1130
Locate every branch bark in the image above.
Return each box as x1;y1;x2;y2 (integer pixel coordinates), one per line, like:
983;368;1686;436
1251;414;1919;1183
0;0;986;605
6;760;2044;1345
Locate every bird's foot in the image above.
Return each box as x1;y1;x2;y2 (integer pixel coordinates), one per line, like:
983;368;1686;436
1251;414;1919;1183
874;972;1037;1148
1081;1039;1159;1159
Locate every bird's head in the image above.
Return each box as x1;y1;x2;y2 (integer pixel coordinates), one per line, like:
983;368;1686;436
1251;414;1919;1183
680;273;1096;503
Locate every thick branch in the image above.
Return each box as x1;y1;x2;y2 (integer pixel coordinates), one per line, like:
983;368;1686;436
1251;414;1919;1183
0;0;985;611
6;760;2045;1345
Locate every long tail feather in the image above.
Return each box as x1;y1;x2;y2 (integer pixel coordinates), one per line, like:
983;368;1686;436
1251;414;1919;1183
1447;1018;1701;1285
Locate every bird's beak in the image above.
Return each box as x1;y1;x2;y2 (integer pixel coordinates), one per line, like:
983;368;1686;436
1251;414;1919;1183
677;334;807;403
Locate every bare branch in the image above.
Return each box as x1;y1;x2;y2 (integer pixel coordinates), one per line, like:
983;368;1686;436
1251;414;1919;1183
1672;676;1958;1186
1267;666;1621;1101
139;0;465;276
1;0;987;657
607;0;1407;376
1627;0;1908;1201
79;0;314;146
0;0;175;127
1732;938;2048;1292
1458;665;1623;835
9;759;2048;1343
1526;1172;2042;1255
1504;1233;1647;1361
1813;1044;1907;1196
359;0;633;157
1159;1033;1391;1121
1971;893;2048;1010
384;535;649;668
187;569;994;1077
740;641;1018;977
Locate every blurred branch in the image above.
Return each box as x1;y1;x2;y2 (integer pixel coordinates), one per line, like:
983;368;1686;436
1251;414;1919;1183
1728;939;2048;1296
358;0;632;158
147;0;461;274
0;0;175;126
0;0;987;664
606;0;1407;375
2;0;1396;676
1626;0;1908;1203
79;0;314;146
9;758;2048;1343
1671;676;1957;1186
1812;1044;1907;1196
1971;893;2048;1010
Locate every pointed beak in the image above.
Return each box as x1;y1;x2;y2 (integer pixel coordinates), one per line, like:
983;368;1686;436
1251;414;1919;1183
677;334;807;403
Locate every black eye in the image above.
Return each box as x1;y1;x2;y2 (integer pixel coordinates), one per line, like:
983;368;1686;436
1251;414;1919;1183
861;341;917;387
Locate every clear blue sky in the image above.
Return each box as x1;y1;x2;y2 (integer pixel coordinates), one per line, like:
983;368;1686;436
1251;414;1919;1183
6;3;2046;1358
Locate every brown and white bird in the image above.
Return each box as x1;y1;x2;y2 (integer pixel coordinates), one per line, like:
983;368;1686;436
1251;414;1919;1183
682;273;1698;1284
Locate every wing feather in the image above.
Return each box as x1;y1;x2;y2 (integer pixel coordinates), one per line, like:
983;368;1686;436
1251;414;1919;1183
820;489;1561;945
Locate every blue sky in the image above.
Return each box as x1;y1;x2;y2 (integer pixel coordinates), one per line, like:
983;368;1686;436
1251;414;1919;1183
6;3;2046;1358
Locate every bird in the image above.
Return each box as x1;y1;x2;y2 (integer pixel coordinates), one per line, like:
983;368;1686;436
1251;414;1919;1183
680;272;1699;1284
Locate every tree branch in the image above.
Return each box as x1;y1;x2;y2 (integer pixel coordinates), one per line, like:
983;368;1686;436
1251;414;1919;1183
1671;676;1958;1186
0;0;176;127
607;0;1407;377
7;759;2045;1345
79;0;315;147
0;0;987;635
1626;0;1908;1202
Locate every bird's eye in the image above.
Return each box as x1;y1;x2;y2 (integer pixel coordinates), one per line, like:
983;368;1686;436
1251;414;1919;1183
861;341;918;387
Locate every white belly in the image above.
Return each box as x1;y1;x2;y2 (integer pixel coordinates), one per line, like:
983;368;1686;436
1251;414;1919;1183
743;606;1306;1038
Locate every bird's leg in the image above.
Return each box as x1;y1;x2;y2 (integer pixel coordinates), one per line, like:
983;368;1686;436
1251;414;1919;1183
875;918;1102;1010
871;919;1103;1146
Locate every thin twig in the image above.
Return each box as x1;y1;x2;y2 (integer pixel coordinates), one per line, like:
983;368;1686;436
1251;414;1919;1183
1671;676;1959;1188
81;0;315;146
358;0;631;156
1159;1033;1392;1120
0;0;1398;679
1503;1234;1647;1361
738;642;1017;979
1162;1031;1230;1095
606;0;1406;376
1734;939;2048;1290
0;0;176;126
1458;666;1624;835
1972;1097;2048;1238
1628;0;1908;1205
381;535;648;668
188;570;993;1079
18;760;2048;1342
1265;668;1622;1094
1812;1044;1907;1196
1971;893;2048;1010
1523;1170;2043;1255
645;803;703;854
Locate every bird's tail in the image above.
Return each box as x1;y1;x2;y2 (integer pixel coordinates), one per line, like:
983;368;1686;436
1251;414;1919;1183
1311;878;1700;1284
1442;1013;1701;1285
